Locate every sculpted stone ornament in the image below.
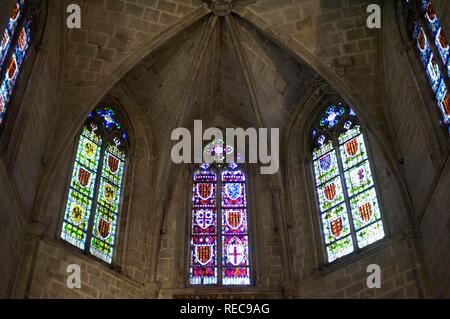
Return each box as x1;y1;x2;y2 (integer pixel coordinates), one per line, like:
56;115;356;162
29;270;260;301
210;0;233;16
205;0;256;17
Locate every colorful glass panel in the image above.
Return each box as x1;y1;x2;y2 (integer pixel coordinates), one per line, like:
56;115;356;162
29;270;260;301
90;144;125;263
61;128;102;250
344;161;374;197
221;169;250;286
349;188;382;231
326;236;354;263
321;203;351;245
312;104;385;263
356;221;385;249
312;139;333;160
62;107;127;264
0;0;24;71
339;130;368;171
413;3;450;133
221;170;250;285
313;149;339;186
319;104;346;129
204;139;234;163
316;176;345;212
190;168;218;285
0;18;31;125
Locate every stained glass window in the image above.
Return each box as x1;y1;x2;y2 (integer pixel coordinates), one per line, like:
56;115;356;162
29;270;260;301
311;103;386;263
61;106;128;264
0;0;32;126
409;0;450;134
190;143;251;286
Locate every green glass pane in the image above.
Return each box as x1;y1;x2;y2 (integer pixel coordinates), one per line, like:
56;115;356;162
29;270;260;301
61;189;92;249
356;221;385;249
326;236;354;263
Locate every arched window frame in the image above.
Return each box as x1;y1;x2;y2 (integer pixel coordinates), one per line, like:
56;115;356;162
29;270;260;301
59;103;129;265
405;0;450;136
188;140;252;287
0;0;36;132
310;102;387;264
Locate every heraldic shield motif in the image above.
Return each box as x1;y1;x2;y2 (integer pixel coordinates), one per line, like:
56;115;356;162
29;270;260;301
225;210;243;230
197;183;213;200
226;237;245;266
7;57;16;80
98;217;111;239
225;183;242;201
319;153;332;172
70;203;84;226
330;216;343;239
324;182;337;201
195;209;214;229
103;183;116;204
77;167;91;188
358;202;373;223
195;245;214;265
418;28;426;52
345;138;359;157
107;154;120;175
18;25;28;52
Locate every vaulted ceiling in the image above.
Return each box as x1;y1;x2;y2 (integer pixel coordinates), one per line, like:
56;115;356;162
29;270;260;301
119;11;321;162
41;0;387;186
51;0;384;151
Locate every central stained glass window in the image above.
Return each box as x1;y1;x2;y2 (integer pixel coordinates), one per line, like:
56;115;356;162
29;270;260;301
60;106;128;264
311;103;386;263
190;143;251;286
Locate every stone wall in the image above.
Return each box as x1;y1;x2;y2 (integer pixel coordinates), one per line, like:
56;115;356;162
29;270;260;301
1;0;449;299
0;0;60;297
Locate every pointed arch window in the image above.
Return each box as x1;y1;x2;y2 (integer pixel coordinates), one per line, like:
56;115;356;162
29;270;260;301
311;103;386;263
0;0;33;126
407;0;450;134
60;106;128;264
189;140;251;286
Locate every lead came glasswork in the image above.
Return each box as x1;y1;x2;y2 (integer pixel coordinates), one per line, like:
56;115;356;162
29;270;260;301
190;148;251;286
90;144;126;263
61;127;102;250
311;103;385;262
0;0;24;71
313;150;339;186
61;106;127;264
190;167;218;285
221;168;250;286
0;17;31;125
411;0;450;134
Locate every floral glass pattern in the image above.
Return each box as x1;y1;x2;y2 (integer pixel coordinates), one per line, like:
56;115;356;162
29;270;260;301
61;106;127;264
312;103;385;263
